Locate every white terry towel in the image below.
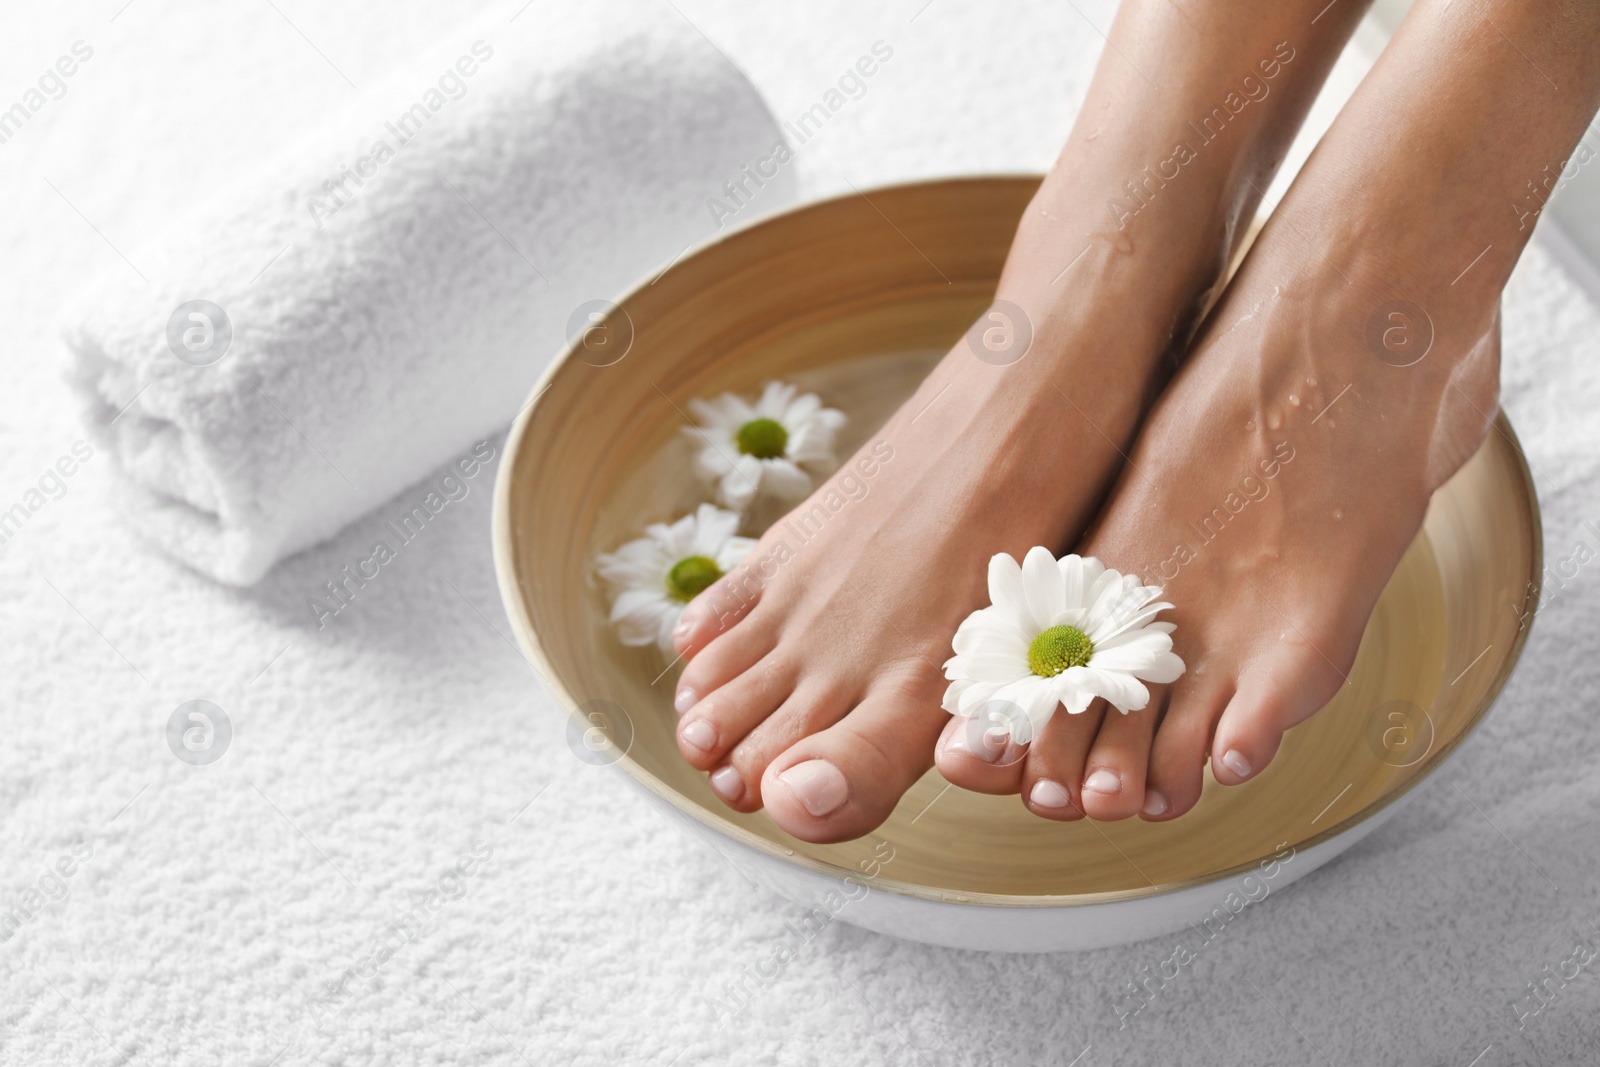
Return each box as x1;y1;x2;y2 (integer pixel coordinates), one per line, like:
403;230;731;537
65;2;794;586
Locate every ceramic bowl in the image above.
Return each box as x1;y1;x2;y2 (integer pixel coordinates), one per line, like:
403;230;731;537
492;177;1541;952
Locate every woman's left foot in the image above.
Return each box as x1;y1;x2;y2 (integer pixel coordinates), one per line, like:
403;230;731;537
936;199;1504;822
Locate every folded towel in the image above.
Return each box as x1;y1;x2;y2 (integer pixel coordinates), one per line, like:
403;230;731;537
65;3;794;585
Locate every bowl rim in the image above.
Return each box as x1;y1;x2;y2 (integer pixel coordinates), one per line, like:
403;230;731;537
491;174;1544;908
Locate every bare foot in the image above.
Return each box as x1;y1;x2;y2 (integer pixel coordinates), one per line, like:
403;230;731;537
666;257;1171;842
664;0;1369;842
936;187;1503;823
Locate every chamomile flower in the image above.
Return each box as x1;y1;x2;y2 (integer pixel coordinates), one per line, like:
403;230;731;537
684;380;846;511
596;504;756;655
941;547;1186;745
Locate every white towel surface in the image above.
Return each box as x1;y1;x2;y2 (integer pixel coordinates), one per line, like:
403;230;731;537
4;2;1600;1065
62;4;793;585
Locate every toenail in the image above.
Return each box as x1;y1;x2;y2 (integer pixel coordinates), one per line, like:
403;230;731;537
1084;769;1122;795
945;720;1019;764
1142;790;1170;817
673;620;692;640
709;766;743;802
680;719;716;752
674;687;697;715
1221;749;1253;779
777;760;849;818
1029;779;1072;809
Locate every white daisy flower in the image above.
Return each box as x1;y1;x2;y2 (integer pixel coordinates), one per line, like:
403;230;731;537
942;547;1186;745
684;380;846;511
595;504;756;654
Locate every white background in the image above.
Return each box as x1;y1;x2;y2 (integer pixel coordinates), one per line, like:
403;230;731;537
2;1;1599;1064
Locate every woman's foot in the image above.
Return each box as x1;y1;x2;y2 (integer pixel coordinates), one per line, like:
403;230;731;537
667;262;1174;842
934;104;1512;823
665;0;1370;842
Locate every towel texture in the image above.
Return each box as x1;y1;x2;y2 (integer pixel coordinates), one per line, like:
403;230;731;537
64;5;793;585
5;2;1599;1065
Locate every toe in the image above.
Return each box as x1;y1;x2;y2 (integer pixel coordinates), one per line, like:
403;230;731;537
673;614;775;715
760;690;947;844
1144;681;1230;820
1209;677;1290;787
1018;705;1103;821
706;680;854;813
1078;696;1160;821
677;652;795;773
933;715;1029;796
1209;633;1350;783
674;564;765;656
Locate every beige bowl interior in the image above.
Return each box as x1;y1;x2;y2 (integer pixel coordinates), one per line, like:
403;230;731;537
495;177;1540;905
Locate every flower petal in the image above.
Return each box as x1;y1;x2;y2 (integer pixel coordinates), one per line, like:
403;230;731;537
1087;629;1173;672
714;536;758;572
950;608;1031;659
986;552;1028;621
1080;666;1152;714
758;458;814;501
1136;651;1187;685
610;591;675;647
944;649;1031;684
1021;545;1066;632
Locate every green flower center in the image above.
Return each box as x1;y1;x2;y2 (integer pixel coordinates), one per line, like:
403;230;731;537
735;417;789;459
665;555;722;602
1027;625;1094;677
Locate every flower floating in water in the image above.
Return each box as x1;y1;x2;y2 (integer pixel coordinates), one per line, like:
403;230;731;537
941;548;1185;745
596;504;756;654
684;380;846;511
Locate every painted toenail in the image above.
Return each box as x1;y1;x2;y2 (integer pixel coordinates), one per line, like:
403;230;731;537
1084;769;1122;795
777;760;849;818
709;766;743;802
1221;749;1253;779
680;719;716;751
674;687;697;714
1029;779;1072;809
945;720;1017;764
1142;790;1169;817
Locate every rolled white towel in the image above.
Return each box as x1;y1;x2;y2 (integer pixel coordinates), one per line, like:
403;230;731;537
65;3;793;585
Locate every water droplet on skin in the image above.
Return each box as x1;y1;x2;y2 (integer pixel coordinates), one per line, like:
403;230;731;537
1246;420;1255;430
1306;376;1318;386
1086;127;1101;141
1333;508;1344;520
1089;227;1135;254
1266;412;1283;430
1289;394;1301;407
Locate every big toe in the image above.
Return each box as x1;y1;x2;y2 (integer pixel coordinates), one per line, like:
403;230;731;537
762;692;946;844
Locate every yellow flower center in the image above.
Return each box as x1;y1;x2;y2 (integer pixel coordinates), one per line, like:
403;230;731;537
1027;624;1093;677
665;556;722;602
736;417;788;459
